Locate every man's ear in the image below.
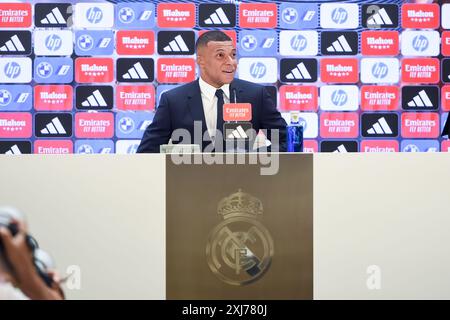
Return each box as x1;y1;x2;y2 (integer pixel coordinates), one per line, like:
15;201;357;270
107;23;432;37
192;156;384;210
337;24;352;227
196;54;203;68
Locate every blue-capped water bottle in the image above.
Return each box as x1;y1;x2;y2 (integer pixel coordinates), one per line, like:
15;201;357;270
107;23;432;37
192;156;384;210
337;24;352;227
287;111;303;152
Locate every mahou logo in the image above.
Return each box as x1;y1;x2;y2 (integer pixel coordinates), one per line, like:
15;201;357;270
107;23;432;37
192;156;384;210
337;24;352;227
0;112;32;138
320;112;358;138
116;85;155;111
401;58;439;83
75;58;114;83
401;3;439;29
239;3;277;28
361;31;399;56
116;31;154;55
361;86;399;111
361;140;399;153
0;3;32;27
401;112;439;138
75;112;114;139
443;86;450;112
279;85;318;111
34;85;73;111
34;140;73;154
157;3;195;28
157;58;195;83
320;58;358;83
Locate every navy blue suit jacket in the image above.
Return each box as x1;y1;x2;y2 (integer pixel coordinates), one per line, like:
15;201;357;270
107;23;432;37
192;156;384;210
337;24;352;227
137;78;287;153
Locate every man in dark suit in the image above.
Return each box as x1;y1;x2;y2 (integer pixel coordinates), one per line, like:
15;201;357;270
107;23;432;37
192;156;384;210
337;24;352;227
137;31;287;153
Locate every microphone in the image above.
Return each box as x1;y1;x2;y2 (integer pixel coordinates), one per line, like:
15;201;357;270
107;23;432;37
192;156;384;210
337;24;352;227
222;89;254;152
231;88;237;104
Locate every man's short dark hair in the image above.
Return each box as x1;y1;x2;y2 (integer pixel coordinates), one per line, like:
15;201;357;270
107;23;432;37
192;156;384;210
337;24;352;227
195;31;232;51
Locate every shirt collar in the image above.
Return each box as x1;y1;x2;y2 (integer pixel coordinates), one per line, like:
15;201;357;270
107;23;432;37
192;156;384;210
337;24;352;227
199;77;230;101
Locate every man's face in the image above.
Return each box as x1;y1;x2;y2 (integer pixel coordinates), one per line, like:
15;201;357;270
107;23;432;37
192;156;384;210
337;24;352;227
197;40;237;88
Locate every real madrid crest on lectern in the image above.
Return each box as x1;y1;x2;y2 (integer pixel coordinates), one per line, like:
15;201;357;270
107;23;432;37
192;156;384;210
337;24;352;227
206;189;274;286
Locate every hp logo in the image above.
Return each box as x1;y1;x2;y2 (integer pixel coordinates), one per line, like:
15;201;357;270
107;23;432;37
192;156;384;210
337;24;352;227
77;34;94;51
119;7;135;24
281;7;298;24
0;89;12;106
86;7;103;24
45;34;62;52
77;145;94;154
250;62;267;79
412;35;429;52
241;35;257;52
36;62;53;78
119;117;135;134
371;62;388;79
290;35;307;52
331;7;348;24
4;62;21;79
331;90;348;106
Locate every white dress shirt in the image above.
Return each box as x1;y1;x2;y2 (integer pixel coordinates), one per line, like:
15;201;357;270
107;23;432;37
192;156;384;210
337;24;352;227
198;77;230;141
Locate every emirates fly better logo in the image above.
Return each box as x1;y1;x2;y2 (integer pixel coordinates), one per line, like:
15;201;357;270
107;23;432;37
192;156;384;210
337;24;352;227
401;58;439;83
157;58;195;83
320;112;359;138
401;113;439;138
75;112;114;139
116;85;155;111
0;3;32;27
361;86;399;111
239;4;277;28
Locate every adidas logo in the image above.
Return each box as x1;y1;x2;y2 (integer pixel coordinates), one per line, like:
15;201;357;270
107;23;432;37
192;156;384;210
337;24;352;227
204;7;230;25
40;7;66;25
227;125;248;139
333;144;348;153
40;117;67;135
407;90;433;107
0;34;25;52
367;8;393;26
122;62;149;80
5;144;22;155
286;62;312;80
366;117;393;135
327;35;352;53
81;90;108;107
163;35;189;52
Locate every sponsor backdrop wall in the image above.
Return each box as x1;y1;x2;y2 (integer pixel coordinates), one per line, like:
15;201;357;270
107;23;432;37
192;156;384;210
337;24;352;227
0;0;448;154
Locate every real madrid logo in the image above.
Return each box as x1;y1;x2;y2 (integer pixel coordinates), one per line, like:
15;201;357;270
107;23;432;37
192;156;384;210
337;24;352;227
206;189;274;286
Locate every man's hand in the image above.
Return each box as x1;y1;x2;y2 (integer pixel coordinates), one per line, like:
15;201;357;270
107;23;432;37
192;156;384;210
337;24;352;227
0;221;64;300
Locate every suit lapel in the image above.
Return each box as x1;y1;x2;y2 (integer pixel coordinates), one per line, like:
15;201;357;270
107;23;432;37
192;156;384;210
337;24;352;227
187;80;210;141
